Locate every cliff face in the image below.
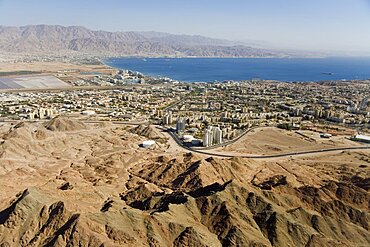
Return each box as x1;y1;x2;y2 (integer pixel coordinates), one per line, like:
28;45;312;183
0;118;369;246
0;25;284;57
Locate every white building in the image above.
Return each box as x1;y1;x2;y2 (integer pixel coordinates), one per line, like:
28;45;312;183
28;108;58;120
203;126;223;147
162;112;173;125
203;128;213;147
352;134;370;143
82;110;96;116
213;127;223;145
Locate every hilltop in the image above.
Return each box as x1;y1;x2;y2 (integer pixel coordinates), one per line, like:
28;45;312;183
0;118;369;246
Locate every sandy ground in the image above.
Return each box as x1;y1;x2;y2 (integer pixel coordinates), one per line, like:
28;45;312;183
0;119;369;246
0;120;170;208
214;127;362;155
0;61;113;74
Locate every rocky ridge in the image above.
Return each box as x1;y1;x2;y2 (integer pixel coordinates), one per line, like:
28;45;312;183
0;25;286;57
0;118;369;246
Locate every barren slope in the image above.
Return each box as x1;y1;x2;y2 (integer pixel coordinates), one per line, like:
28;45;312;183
215;127;361;155
0;118;369;246
0;25;283;57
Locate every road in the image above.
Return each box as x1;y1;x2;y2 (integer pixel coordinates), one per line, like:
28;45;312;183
162;126;370;159
4;118;369;159
82;121;370;159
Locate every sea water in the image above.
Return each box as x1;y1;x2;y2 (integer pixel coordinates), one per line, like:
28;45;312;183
105;57;370;82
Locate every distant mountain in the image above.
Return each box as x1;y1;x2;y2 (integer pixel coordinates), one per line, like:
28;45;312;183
0;25;287;57
137;31;244;47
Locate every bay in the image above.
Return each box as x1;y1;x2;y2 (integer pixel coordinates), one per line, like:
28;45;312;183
104;57;370;82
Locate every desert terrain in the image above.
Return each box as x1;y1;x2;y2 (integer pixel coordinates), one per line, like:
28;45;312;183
0;59;119;92
0;117;369;246
0;60;113;74
214;127;362;156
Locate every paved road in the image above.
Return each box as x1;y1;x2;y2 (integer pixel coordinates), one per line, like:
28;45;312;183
80;121;370;159
162;126;370;159
6;118;368;159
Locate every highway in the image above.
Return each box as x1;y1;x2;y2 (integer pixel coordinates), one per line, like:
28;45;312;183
82;121;370;159
4;118;369;159
162;126;370;159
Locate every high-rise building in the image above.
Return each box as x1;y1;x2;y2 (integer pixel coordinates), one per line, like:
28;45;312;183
213;127;223;145
176;117;186;133
156;109;164;118
203;126;222;147
162;115;168;125
168;113;173;125
162;111;173;125
203;128;213;147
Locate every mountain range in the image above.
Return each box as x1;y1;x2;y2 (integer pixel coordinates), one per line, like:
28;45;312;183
0;25;287;57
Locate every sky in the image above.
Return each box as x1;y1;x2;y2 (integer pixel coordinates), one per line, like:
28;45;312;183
0;0;370;53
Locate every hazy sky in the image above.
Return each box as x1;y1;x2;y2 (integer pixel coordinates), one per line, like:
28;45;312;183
1;0;370;52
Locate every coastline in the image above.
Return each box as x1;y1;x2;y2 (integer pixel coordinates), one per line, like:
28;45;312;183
103;57;370;83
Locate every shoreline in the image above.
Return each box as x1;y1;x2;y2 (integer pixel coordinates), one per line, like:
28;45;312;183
103;57;370;83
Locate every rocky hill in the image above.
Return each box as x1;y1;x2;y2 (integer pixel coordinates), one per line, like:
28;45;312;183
0;119;369;246
0;25;285;57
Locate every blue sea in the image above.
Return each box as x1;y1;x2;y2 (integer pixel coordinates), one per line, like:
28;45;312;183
105;57;370;82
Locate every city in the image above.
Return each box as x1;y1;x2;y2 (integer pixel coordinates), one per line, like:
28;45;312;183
1;75;369;149
1;1;370;246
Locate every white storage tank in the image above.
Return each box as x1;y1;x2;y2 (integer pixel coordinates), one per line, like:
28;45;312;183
142;140;156;148
81;110;96;116
183;135;194;143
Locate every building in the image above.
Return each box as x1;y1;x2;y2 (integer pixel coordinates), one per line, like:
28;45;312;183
176;117;186;133
203;128;213;147
82;110;96;116
213;127;223;145
162;112;173;125
352;134;370;143
156;109;164;118
203;126;223;147
320;133;332;138
28;108;58;120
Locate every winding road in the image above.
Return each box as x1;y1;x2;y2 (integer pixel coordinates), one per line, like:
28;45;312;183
160;126;370;159
11;118;368;159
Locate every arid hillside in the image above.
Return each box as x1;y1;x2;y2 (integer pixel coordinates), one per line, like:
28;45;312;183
0;117;369;246
0;25;284;57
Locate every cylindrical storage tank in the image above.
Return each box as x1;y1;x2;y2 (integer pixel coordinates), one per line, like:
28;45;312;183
183;135;194;143
82;110;96;116
142;140;156;148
